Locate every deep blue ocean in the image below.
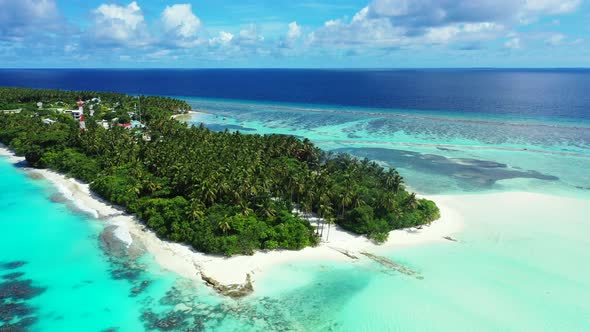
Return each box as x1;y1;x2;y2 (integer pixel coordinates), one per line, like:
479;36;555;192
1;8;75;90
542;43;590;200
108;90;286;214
1;69;589;119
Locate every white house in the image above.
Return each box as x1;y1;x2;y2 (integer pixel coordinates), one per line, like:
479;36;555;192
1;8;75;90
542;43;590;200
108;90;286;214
64;109;83;121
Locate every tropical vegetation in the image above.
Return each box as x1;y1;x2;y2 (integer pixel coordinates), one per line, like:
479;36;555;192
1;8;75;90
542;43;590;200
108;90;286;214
0;87;439;256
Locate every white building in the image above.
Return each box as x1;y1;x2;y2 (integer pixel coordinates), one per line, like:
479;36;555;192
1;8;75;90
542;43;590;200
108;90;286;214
64;109;83;121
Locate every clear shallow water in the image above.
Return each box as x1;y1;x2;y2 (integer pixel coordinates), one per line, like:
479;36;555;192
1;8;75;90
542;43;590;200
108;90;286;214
1;159;339;331
1;156;406;331
251;192;590;332
180;97;590;331
185;97;590;197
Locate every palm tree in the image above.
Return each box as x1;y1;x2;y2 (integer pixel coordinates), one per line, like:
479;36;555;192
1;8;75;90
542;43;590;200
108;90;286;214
128;182;143;195
319;193;334;239
143;179;162;194
189;199;205;220
382;193;396;211
239;201;254;216
325;216;335;241
218;220;231;235
350;190;365;208
340;191;352;217
392;174;403;194
201;180;217;206
257;200;277;218
405;193;418;210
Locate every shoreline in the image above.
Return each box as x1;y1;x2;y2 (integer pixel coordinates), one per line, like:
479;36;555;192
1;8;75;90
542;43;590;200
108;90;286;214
171;110;202;120
0;144;462;292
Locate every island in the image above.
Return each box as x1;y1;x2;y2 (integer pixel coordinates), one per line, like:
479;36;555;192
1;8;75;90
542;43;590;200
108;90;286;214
0;87;440;259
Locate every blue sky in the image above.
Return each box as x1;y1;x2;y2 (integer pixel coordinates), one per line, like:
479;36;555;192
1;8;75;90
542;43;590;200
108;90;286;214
0;0;588;68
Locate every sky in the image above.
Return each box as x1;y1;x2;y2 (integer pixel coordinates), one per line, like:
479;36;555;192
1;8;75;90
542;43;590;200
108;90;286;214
0;0;588;68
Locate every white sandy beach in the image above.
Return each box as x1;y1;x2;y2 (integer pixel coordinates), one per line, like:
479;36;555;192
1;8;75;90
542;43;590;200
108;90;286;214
171;110;205;121
0;144;463;289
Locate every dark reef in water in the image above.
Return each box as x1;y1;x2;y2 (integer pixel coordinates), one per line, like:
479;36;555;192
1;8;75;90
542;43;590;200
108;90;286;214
135;267;371;332
130;280;152;297
0;280;45;301
100;328;120;332
1;261;27;270
205;124;256;132
200;273;253;299
436;147;459;152
98;225;155;298
360;252;424;280
0;262;46;331
1;272;25;280
336;147;559;190
142;310;201;332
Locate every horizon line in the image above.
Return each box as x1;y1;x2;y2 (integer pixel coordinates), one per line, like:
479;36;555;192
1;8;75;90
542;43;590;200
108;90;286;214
1;67;590;71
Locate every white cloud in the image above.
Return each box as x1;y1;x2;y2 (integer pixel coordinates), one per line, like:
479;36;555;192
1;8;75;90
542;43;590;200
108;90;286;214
209;31;234;46
206;25;268;57
287;22;302;40
92;1;147;45
525;0;581;15
352;7;369;22
161;4;202;39
310;0;581;50
2;0;583;64
545;33;565;46
0;0;64;40
64;44;77;53
423;23;504;45
280;21;302;49
95;2;143;30
237;24;265;44
505;37;522;49
148;49;172;58
325;19;341;27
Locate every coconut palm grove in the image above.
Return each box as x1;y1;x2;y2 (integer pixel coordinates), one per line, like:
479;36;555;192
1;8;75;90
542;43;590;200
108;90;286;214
0;87;439;256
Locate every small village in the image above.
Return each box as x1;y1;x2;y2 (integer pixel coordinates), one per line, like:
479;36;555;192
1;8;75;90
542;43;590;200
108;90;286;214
33;97;146;132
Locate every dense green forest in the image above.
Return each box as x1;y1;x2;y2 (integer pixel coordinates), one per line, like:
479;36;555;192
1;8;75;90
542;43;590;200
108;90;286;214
0;87;439;256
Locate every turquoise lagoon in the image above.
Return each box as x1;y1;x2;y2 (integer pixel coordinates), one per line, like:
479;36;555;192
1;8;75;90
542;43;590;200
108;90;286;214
1;97;590;331
184;97;590;197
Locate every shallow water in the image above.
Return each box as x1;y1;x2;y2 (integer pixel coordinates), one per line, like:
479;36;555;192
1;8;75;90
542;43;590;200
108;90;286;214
184;97;590;331
186;98;590;197
2;94;590;331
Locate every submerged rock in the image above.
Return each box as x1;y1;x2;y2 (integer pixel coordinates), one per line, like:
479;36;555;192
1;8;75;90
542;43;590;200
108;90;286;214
100;328;119;332
0;271;45;332
1;261;27;270
360;252;424;280
142;310;191;331
330;247;359;260
100;226;130;258
130;280;151;297
173;303;192;313
100;226;144;260
110;265;142;281
49;193;67;203
0;316;38;332
0;302;34;323
26;171;44;180
200;273;254;299
0;280;46;301
1;272;25;280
